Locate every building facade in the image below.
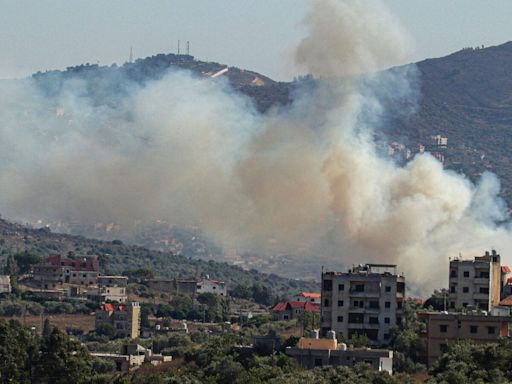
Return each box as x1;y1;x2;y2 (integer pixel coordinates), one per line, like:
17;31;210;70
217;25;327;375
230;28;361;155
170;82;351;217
448;250;501;311
321;264;405;345
417;312;512;366
33;254;100;289
196;279;227;296
0;275;11;294
95;302;141;339
147;278;197;295
88;276;128;303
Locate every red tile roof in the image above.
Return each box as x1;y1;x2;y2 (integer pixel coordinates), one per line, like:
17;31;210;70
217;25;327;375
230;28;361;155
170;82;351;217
503;266;511;274
271;301;320;313
99;304;126;312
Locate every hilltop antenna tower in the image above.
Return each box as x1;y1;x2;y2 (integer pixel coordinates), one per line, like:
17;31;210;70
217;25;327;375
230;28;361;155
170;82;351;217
129;46;133;63
186;41;190;55
177;40;180;55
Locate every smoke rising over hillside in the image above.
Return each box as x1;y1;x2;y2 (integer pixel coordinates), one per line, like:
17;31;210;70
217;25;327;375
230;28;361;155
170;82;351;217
0;0;510;293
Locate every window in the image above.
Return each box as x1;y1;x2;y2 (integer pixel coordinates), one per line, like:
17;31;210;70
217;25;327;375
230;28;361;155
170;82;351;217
440;324;448;333
463;302;468;308
385;301;391;309
338;284;344;291
450;270;457;278
450;301;455;309
396;317;402;325
463;271;470;278
369;317;379;324
470;325;478;334
323;280;332;291
324;299;330;307
463;287;469;293
440;344;448;353
479;271;490;278
397;301;403;309
479;287;489;294
348;313;364;324
353;300;363;308
450;286;456;293
354;284;365;292
337;316;344;322
385;286;391;292
384;317;390;324
338;300;344;307
369;301;379;309
384;333;390;340
487;326;496;335
314;358;323;367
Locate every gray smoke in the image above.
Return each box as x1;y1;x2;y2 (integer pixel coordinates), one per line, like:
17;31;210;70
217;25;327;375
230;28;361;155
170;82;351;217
0;0;510;294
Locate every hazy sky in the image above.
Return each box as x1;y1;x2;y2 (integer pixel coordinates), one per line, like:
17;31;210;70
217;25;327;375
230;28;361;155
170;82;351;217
1;0;511;80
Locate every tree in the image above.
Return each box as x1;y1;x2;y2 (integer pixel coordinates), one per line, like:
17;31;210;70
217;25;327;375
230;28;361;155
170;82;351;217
34;328;93;384
13;252;42;274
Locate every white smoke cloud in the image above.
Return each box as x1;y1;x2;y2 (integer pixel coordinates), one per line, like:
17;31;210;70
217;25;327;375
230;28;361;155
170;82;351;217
0;0;510;295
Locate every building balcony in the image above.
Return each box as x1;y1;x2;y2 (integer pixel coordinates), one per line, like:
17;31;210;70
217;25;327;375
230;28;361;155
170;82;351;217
347;322;380;329
474;278;490;285
348;290;381;298
473;293;490;300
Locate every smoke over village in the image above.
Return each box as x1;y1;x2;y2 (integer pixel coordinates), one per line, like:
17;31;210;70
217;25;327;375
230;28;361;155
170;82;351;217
0;0;510;295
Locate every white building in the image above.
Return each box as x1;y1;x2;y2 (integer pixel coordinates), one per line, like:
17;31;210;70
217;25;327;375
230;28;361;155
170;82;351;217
196;279;227;296
448;250;502;311
321;264;405;345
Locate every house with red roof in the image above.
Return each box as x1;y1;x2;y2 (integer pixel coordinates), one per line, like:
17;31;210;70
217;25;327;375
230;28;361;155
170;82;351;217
294;292;321;305
271;301;320;321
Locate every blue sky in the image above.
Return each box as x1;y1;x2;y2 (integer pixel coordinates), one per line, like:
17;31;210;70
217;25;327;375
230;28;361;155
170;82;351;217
1;0;511;80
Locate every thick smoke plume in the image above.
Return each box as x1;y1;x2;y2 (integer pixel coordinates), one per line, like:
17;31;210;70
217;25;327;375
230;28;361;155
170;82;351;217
0;0;510;293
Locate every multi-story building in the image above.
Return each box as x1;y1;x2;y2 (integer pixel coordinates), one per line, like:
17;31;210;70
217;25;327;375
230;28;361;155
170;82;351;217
196;279;227;296
448;250;501;311
321;264;405;345
417;311;512;366
95;302;141;339
88;276;128;303
33;254;100;289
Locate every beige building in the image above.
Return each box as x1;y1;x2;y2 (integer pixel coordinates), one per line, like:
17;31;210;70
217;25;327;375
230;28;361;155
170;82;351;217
286;331;393;373
417;311;512;366
321;264;405;345
88;276;128;303
448;250;501;311
95;302;141;339
0;275;11;294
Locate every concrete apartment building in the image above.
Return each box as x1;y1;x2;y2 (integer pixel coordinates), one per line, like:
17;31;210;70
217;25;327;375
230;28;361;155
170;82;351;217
95;302;141;339
286;330;393;373
88;276;128;303
448;250;502;311
33;254;100;289
417;311;512;366
321;264;405;345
